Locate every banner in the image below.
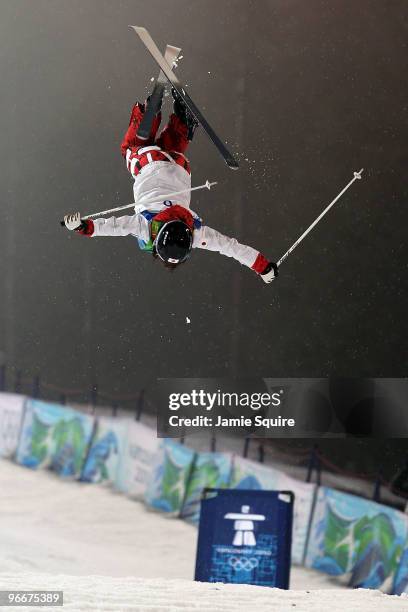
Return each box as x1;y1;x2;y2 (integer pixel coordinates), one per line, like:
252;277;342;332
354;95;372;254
305;487;408;591
144;439;196;514
230;457;316;565
392;547;408;595
180;452;233;524
115;421;160;498
81;416;127;484
195;488;293;588
0;393;26;458
15;399;94;478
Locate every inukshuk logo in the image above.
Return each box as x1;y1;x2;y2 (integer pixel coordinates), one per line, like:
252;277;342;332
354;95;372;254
224;505;266;546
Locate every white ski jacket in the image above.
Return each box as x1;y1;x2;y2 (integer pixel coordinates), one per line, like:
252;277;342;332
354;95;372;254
88;149;266;272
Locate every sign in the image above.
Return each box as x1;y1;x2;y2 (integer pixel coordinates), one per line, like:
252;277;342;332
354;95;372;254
231;457;315;564
195;488;293;588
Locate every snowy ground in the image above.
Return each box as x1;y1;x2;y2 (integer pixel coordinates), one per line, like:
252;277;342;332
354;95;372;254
0;574;406;612
0;460;407;611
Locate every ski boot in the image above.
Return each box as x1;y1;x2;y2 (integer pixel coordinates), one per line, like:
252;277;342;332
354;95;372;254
172;88;199;140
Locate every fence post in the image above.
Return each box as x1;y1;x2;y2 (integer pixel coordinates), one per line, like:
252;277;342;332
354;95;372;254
306;445;319;483
210;433;216;453
90;384;98;415
373;471;382;503
112;402;118;418
32;375;40;399
316;449;322;486
0;364;6;391
258;444;265;463
14;370;22;394
135;389;145;421
243;437;250;458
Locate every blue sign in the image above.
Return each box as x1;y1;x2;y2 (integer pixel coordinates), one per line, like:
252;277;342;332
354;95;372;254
195;488;293;589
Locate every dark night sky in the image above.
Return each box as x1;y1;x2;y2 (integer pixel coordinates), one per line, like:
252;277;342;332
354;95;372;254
0;0;407;395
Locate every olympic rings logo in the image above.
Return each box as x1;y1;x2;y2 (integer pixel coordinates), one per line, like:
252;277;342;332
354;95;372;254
228;556;258;572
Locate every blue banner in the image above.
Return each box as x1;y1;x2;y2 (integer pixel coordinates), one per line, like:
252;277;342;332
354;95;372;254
144;439;196;514
15;399;95;478
114;421;160;498
392;547;408;595
305;487;408;591
180;452;233;524
81;416;127;484
195;488;293;589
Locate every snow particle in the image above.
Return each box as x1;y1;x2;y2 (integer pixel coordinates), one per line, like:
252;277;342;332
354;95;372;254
186;317;191;324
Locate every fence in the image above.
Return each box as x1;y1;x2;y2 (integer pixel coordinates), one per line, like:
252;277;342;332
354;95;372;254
1;366;406;504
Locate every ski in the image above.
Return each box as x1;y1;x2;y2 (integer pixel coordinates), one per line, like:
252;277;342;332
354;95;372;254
130;26;239;170
137;44;181;140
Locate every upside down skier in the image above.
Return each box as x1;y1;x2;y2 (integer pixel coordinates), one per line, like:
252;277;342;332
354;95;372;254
63;92;278;282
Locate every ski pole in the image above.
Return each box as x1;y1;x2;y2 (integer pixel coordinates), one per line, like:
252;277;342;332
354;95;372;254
276;169;364;268
60;180;217;225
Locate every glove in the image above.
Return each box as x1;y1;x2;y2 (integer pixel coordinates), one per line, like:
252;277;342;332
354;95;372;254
260;262;279;284
64;212;83;231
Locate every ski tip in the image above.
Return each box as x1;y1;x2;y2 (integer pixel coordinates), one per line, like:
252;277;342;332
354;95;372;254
225;155;239;170
129;25;147;34
223;155;239;170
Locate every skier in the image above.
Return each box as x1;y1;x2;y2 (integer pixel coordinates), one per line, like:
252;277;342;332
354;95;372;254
63;92;278;282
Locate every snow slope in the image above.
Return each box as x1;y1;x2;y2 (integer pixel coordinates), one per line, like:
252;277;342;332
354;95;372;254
0;460;407;610
0;574;406;612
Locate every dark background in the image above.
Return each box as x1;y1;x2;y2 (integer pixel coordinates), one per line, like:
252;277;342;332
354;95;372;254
0;0;407;396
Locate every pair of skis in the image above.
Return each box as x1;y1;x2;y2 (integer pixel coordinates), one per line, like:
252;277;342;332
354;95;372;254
131;26;239;170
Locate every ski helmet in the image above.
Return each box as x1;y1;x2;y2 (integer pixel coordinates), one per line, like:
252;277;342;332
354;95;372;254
154;220;193;264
